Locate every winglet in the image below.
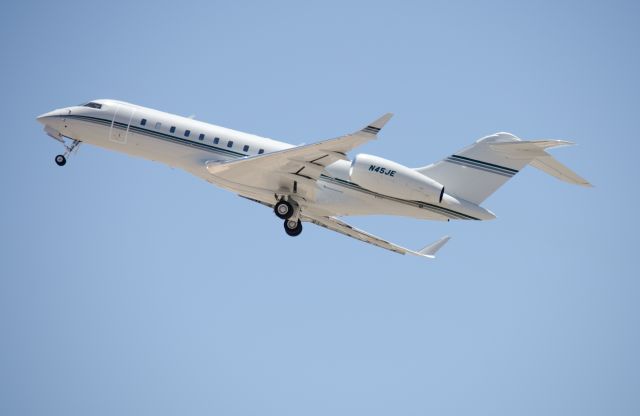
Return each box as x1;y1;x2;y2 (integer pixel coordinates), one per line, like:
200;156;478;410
412;235;451;259
361;113;393;135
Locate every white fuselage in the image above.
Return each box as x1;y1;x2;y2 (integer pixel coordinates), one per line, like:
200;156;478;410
37;99;492;221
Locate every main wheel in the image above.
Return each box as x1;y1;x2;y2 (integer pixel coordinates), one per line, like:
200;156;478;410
274;200;294;220
55;155;66;166
284;219;303;237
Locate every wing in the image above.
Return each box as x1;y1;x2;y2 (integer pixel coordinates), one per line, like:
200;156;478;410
302;213;451;259
206;113;393;199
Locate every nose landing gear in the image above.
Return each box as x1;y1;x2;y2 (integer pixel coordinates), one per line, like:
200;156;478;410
53;138;81;167
55;154;67;166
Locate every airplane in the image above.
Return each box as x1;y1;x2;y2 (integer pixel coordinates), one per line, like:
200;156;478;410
36;100;591;258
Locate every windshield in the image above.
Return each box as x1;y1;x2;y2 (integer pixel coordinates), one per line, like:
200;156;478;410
82;102;102;109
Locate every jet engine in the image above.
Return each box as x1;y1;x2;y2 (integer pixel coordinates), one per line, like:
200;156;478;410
349;154;445;203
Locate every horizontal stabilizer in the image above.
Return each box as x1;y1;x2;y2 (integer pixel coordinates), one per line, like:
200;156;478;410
491;140;592;187
529;156;592;187
490;139;573;158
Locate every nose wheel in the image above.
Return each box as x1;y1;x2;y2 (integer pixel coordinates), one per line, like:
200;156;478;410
284;219;303;236
55;155;67;166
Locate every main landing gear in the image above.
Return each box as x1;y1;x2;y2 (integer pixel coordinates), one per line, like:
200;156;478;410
284;219;303;236
274;199;294;219
54;138;81;167
274;198;303;237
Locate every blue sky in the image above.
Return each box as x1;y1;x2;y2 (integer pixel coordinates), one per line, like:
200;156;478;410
1;1;639;415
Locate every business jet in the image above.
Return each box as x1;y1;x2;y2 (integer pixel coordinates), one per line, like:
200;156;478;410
36;100;591;258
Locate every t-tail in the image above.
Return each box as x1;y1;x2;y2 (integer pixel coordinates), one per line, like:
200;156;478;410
415;132;592;205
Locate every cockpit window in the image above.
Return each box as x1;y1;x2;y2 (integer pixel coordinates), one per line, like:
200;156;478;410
83;102;102;109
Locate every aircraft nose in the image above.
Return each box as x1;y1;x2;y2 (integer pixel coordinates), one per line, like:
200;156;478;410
36;108;70;124
37;110;57;124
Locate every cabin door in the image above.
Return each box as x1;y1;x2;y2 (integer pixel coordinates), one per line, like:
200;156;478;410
109;107;135;144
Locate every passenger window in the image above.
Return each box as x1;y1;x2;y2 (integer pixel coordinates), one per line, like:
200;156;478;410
227;141;234;148
170;126;176;133
243;145;249;152
155;122;162;129
184;130;191;137
140;118;147;126
199;133;205;140
213;137;219;144
258;149;265;154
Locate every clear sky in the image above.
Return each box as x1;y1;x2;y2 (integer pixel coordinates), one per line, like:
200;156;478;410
1;1;639;415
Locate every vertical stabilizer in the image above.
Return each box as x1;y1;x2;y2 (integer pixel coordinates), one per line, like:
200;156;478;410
415;133;591;204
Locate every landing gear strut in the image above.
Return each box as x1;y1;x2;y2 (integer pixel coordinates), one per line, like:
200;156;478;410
284;219;303;236
54;138;81;167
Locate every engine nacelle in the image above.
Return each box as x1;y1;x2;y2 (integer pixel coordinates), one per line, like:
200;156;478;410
349;154;444;203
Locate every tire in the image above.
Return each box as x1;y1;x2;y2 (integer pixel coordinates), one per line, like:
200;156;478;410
274;200;294;220
55;155;66;166
284;219;303;237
